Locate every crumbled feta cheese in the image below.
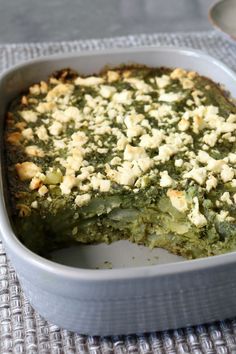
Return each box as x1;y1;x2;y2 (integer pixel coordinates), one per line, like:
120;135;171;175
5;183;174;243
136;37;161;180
46;83;74;101
38;185;48;197
110;156;121;166
124;144;147;161
107;70;119;83
75;76;104;86
75;193;91;207
207;159;226;173
155;75;170;89
31;201;38;209
178;118;190;131
124;114;144;129
36;125;49;141
99;179;111;192
197;150;211;164
139;129;164;149
175;159;183;167
25;145;45;157
29;177;42;190
220;192;233;205
192;115;204;134
206;175;218;192
48;121;63;136
159;92;183;103
157;144;177;162
36;102;56;113
20;110;38;123
181;78;194;90
113;90;132;105
160;171;173;187
60;175;77;195
116;136;128;151
124;78;151;92
170;68;186;79
22;128;34;141
15;162;41;181
188;197;207;228
216;210;230;222
100;85;116;98
228;153;236;164
221;164;234;183
183;167;207;186
137;157;153;173
127;126;144;138
202;132;218;147
167;189;188;213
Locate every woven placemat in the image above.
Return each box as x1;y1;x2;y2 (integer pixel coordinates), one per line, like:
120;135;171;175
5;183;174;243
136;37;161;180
1;30;236;353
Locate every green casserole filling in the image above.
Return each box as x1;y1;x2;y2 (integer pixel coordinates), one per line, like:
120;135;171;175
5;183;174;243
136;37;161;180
5;66;236;259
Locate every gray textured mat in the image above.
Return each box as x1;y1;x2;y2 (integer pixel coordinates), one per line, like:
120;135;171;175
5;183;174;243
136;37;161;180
1;30;236;353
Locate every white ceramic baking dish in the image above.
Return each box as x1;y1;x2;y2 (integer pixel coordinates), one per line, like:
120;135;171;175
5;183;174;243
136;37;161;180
1;47;236;335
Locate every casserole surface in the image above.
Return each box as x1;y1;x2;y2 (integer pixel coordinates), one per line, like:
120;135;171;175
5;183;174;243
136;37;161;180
1;47;236;335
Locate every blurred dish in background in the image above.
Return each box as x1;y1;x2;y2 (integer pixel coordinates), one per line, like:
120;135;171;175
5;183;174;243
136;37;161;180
209;0;236;40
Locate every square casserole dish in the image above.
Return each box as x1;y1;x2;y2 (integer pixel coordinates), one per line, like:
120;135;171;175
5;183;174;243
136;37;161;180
1;47;236;336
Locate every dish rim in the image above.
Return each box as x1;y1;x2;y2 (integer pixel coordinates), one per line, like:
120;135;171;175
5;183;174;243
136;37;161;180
1;45;236;282
208;0;236;41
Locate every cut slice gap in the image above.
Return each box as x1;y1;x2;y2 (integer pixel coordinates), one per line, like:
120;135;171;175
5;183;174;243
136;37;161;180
51;240;185;269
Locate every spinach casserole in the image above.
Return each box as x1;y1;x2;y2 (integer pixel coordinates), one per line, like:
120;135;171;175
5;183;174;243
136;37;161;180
5;66;236;258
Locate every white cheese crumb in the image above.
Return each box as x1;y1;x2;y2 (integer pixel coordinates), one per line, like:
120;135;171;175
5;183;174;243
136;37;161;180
137;157;154;173
60;175;77;195
228;153;236;165
188;197;207;228
160;171;173;187
221;165;234;183
75;193;91;207
178;118;190;132
31;201;38;209
124;144;147;161
25;145;45;157
99;179;111;192
124;77;151;92
183;167;207;186
155;75;170;89
175;159;183;167
207;159;226;173
206;175;218;192
110;156;121;166
127;126;144;138
202;132;218;147
20;110;38;123
46;84;74;101
167;189;188;213
36;125;49;141
220;192;233;205
197;150;211;164
15;162;41;181
139;129;164;149
170;68;186;79
48;121;63;136
157;144;177;162
75;76;104;86
22;128;34;141
100;85;116;98
113;90;132;105
216;210;230;222
159;92;183;103
38;185;48;197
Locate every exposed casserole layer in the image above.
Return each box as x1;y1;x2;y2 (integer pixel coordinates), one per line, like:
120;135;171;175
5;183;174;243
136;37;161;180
5;66;236;258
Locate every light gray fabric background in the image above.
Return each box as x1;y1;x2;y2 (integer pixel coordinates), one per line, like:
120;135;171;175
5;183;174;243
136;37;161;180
1;30;236;353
